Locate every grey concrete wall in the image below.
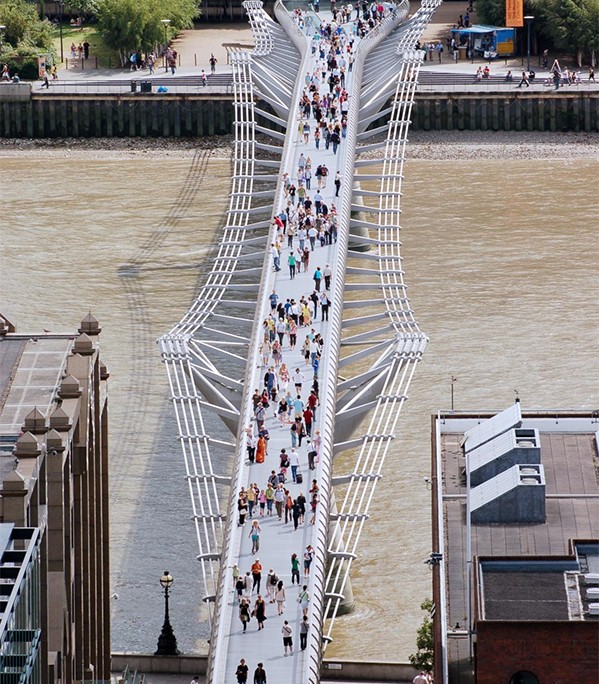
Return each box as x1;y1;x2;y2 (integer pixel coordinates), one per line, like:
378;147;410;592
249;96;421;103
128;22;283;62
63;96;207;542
111;653;418;681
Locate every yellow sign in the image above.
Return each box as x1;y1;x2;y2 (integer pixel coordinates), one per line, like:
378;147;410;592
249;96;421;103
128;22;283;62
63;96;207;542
506;0;523;27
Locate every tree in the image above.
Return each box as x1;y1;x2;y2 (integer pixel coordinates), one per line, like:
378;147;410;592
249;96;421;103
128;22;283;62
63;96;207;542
409;599;434;674
96;0;198;65
475;0;505;27
537;0;599;66
0;0;53;49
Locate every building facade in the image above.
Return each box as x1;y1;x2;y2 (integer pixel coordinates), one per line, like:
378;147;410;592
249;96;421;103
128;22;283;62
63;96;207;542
0;313;110;683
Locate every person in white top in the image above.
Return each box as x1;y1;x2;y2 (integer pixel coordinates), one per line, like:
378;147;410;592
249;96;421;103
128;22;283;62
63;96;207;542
293;368;305;392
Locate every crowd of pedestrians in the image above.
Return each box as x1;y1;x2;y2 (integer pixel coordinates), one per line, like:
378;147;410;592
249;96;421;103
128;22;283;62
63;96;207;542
223;7;391;678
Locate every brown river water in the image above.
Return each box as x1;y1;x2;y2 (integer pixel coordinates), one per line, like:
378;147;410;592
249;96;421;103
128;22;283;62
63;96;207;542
1;143;597;659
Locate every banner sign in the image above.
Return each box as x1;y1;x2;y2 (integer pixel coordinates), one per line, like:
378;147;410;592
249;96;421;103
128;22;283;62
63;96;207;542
506;0;523;27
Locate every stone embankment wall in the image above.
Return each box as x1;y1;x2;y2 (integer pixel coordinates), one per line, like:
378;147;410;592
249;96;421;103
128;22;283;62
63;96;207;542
0;89;597;137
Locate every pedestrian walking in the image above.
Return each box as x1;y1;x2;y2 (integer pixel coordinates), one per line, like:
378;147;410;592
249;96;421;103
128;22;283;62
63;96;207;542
239;598;251;632
517;70;530;88
253;595;267;630
288;251;297;279
251;558;262;593
298;584;310;616
270;243;281;272
238;494;248;526
334;171;341;197
209;53;218;73
282;620;294;655
289;447;300;482
275;580;286;614
303;546;314;577
313;267;323;291
273;483;285;519
236;574;246;603
323;263;332;289
249;520;261;553
253;663;267;684
299;615;309;650
292;499;301;530
291;553;301;584
255;436;266;464
236;658;249;683
330;129;341;154
266;568;278;602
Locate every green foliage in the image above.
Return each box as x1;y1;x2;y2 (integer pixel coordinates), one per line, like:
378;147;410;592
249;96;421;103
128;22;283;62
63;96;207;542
475;0;598;64
535;0;599;57
96;0;198;58
475;0;505;26
409;599;434;674
67;0;101;14
51;25;118;67
0;0;53;48
1;44;45;79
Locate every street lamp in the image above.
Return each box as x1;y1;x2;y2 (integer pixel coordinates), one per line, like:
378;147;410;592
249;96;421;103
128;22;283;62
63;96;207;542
450;375;457;410
57;0;64;63
524;15;534;72
161;19;171;73
154;570;180;656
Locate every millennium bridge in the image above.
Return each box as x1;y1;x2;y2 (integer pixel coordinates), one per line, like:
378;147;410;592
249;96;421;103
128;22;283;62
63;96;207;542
159;0;438;680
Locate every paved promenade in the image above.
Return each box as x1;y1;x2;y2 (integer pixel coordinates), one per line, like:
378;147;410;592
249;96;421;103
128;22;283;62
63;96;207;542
22;2;598;95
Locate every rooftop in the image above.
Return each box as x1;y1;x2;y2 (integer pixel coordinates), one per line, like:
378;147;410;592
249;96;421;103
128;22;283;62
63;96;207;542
435;408;599;681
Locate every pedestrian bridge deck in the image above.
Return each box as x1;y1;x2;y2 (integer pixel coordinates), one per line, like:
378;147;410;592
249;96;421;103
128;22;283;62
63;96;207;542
159;1;438;681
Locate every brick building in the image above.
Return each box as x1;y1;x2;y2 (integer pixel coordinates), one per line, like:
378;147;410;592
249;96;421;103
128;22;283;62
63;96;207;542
431;404;599;684
0;313;111;683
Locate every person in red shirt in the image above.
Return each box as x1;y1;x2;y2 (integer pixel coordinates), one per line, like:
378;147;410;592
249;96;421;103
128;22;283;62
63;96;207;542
302;406;313;437
307;390;318;420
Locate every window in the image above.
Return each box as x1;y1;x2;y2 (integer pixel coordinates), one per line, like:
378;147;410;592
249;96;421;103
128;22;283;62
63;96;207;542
510;672;540;684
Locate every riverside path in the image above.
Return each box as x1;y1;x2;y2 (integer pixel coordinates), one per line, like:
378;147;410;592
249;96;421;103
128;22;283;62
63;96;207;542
158;0;439;681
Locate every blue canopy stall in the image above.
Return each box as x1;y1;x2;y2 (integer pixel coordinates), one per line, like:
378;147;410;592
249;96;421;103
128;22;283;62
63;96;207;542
451;25;515;58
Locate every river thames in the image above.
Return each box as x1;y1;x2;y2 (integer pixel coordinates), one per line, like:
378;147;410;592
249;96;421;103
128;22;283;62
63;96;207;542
1;132;597;659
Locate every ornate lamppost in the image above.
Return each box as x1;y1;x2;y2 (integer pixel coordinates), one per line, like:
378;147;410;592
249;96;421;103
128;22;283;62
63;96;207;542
154;570;180;656
161;19;171;73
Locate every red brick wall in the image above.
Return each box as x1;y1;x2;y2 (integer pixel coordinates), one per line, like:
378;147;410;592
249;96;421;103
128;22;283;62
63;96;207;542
476;621;598;684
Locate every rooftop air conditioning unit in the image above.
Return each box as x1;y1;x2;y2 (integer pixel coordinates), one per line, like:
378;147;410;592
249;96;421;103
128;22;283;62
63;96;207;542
587;603;599;616
586;587;599;600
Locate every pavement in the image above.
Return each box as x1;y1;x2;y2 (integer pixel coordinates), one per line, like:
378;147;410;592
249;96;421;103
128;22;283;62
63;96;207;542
24;3;597;94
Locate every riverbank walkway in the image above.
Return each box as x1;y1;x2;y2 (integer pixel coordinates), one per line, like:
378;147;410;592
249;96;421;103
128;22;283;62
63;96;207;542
19;1;598;96
158;0;434;681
